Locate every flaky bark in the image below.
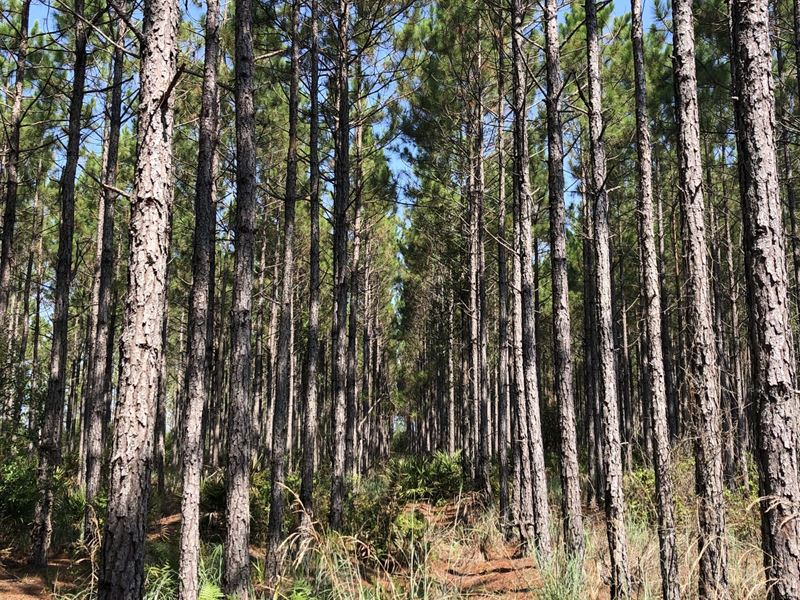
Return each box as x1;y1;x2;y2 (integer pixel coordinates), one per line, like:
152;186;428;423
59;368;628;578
510;0;551;561
672;1;729;597
30;0;87;567
224;0;257;592
265;0;300;582
98;0;179;593
544;0;583;559
631;0;679;597
585;0;629;594
300;0;321;529
178;0;220;596
329;0;350;531
730;1;800;597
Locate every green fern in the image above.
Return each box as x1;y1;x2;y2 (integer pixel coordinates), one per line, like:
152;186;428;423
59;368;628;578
198;581;224;600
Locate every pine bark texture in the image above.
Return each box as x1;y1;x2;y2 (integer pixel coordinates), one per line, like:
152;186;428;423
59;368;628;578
544;0;583;559
225;0;257;592
731;1;800;597
99;0;179;593
329;0;351;532
585;0;630;594
0;0;31;317
178;0;220;595
630;0;679;597
672;1;729;596
510;0;551;561
300;0;321;529
266;0;299;581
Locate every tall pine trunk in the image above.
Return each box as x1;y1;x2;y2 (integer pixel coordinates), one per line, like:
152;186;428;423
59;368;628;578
300;0;321;530
730;1;800;596
0;0;31;317
265;0;300;581
224;0;257;592
510;0;551;560
178;0;220;595
544;0;583;559
30;0;87;567
631;0;679;597
99;0;179;593
672;0;729;596
82;10;126;544
585;0;630;593
329;0;351;531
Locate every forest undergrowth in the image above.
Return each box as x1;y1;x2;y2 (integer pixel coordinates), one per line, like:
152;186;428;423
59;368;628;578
0;435;765;600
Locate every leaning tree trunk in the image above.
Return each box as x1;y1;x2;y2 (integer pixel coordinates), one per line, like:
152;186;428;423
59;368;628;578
265;0;299;582
224;0;257;593
631;0;679;597
510;0;551;561
0;0;31;318
98;0;179;594
178;0;220;595
300;0;321;532
730;1;800;597
82;9;126;545
585;0;630;594
672;1;729;597
544;0;583;559
30;0;87;567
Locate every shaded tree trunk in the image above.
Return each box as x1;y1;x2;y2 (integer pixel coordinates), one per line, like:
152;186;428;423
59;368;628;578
510;0;551;560
178;0;220;594
224;0;258;592
82;11;125;544
0;0;31;317
265;0;300;581
631;0;679;596
585;0;630;593
544;0;583;559
329;0;350;531
672;0;729;596
30;0;87;567
300;0;321;531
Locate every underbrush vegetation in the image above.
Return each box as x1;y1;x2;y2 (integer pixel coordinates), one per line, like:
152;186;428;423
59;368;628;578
0;439;767;600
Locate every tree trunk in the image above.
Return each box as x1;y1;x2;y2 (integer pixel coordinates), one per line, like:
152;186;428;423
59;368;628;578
585;0;630;593
82;10;125;544
30;0;87;567
510;0;551;561
224;0;257;592
98;0;179;593
265;0;299;581
672;0;729;596
329;0;350;531
731;1;800;596
300;0;321;531
631;0;679;596
494;23;511;530
0;0;31;317
178;0;220;594
544;0;583;559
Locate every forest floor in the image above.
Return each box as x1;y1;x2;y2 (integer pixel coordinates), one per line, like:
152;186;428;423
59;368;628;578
0;500;553;599
0;555;86;600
